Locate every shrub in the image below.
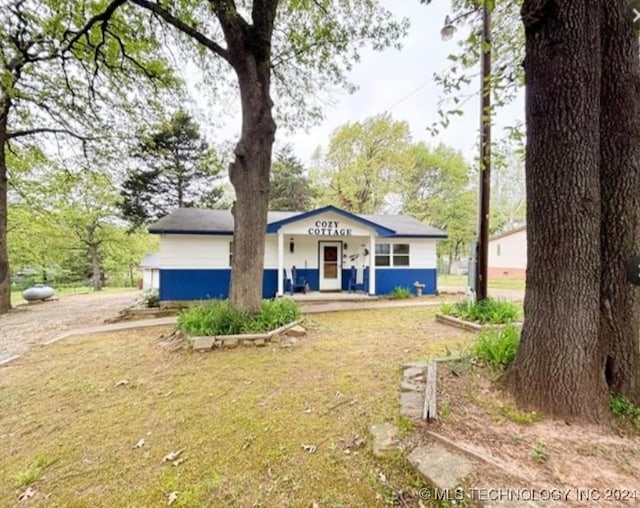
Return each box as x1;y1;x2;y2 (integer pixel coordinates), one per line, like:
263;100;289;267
390;286;411;299
440;298;519;324
471;324;520;370
610;394;640;430
177;298;301;336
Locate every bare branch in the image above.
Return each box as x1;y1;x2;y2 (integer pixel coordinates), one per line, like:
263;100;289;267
64;0;128;51
130;0;230;62
7;127;93;142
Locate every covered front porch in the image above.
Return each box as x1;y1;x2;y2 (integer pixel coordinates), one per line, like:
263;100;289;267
267;208;394;298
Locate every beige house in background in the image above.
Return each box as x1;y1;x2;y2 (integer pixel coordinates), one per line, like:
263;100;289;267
487;225;527;279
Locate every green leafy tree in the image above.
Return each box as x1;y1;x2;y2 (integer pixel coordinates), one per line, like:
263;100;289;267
317;113;412;213
121;110;224;227
0;0;173;313
401;143;475;271
269;145;316;211
71;0;408;313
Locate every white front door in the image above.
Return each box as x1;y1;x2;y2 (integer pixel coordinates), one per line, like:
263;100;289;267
319;241;342;291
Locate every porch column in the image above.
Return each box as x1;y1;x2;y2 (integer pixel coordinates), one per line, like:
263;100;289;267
369;233;376;296
277;230;284;296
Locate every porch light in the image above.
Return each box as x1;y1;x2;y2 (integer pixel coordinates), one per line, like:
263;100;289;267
343;242;348;251
289;238;295;253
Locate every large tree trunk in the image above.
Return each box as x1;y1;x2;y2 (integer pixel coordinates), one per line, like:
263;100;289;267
0;100;10;315
228;58;276;314
599;0;640;401
509;0;610;421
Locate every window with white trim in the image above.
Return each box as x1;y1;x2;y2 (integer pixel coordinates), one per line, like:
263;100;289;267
375;243;410;266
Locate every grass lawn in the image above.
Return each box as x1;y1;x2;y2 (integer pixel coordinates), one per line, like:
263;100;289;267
438;274;525;290
0;307;472;507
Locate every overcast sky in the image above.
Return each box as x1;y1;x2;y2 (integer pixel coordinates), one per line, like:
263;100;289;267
283;0;524;166
192;0;524;167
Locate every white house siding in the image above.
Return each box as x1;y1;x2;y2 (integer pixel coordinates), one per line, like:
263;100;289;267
487;228;527;278
158;235;232;269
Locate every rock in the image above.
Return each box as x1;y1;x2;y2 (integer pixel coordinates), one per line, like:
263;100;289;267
286;325;307;337
192;337;215;351
400;392;423;420
401;380;423;393
403;367;425;380
402;361;429;369
223;338;239;349
270;334;282;343
254;338;266;347
407;444;474;491
369;423;401;457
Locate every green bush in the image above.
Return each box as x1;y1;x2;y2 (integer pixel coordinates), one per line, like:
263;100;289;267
390;286;411;299
471;324;520;371
440;298;519;324
177;298;301;336
610;394;640;430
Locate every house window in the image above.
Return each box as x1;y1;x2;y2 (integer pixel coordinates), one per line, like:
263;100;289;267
375;243;391;266
393;244;410;266
375;244;410;266
496;244;501;256
229;241;233;267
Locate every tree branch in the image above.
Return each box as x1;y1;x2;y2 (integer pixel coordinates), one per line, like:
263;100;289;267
64;0;128;51
7;127;92;142
130;0;230;62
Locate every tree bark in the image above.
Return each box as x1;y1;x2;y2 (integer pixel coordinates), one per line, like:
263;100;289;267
599;0;640;401
89;242;102;291
228;57;276;313
509;0;610;420
0;98;11;314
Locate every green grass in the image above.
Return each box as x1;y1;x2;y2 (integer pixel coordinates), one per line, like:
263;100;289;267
177;299;301;336
390;286;411;299
441;298;520;324
0;307;472;507
471;324;521;371
13;455;56;488
438;274;525;290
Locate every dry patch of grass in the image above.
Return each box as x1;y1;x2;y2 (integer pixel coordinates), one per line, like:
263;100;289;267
431;360;640;503
0;307;471;507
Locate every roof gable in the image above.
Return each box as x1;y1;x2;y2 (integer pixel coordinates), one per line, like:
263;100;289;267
265;205;395;236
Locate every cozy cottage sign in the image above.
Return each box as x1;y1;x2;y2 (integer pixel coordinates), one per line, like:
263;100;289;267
307;220;353;236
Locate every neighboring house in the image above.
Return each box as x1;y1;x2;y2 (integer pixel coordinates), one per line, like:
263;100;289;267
487;225;527;279
140;253;160;290
148;205;447;301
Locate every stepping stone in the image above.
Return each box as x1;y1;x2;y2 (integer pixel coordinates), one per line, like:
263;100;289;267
408;443;474;491
403;366;425;380
400;391;423;420
369;423;401;457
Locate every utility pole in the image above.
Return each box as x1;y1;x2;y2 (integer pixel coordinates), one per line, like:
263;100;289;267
475;3;492;301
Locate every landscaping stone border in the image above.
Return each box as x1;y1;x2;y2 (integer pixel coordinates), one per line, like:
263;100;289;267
189;319;305;351
435;313;521;332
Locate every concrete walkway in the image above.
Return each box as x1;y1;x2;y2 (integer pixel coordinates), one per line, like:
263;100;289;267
40;297;446;347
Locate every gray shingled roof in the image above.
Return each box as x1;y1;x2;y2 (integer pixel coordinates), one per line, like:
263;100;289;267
148;208;446;238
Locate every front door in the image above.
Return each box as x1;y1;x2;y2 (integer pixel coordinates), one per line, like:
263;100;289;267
319;242;342;291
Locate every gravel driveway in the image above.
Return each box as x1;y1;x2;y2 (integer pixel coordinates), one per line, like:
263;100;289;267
0;290;140;360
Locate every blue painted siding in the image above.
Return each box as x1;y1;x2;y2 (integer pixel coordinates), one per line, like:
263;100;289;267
374;268;437;295
160;269;231;301
160;267;438;300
